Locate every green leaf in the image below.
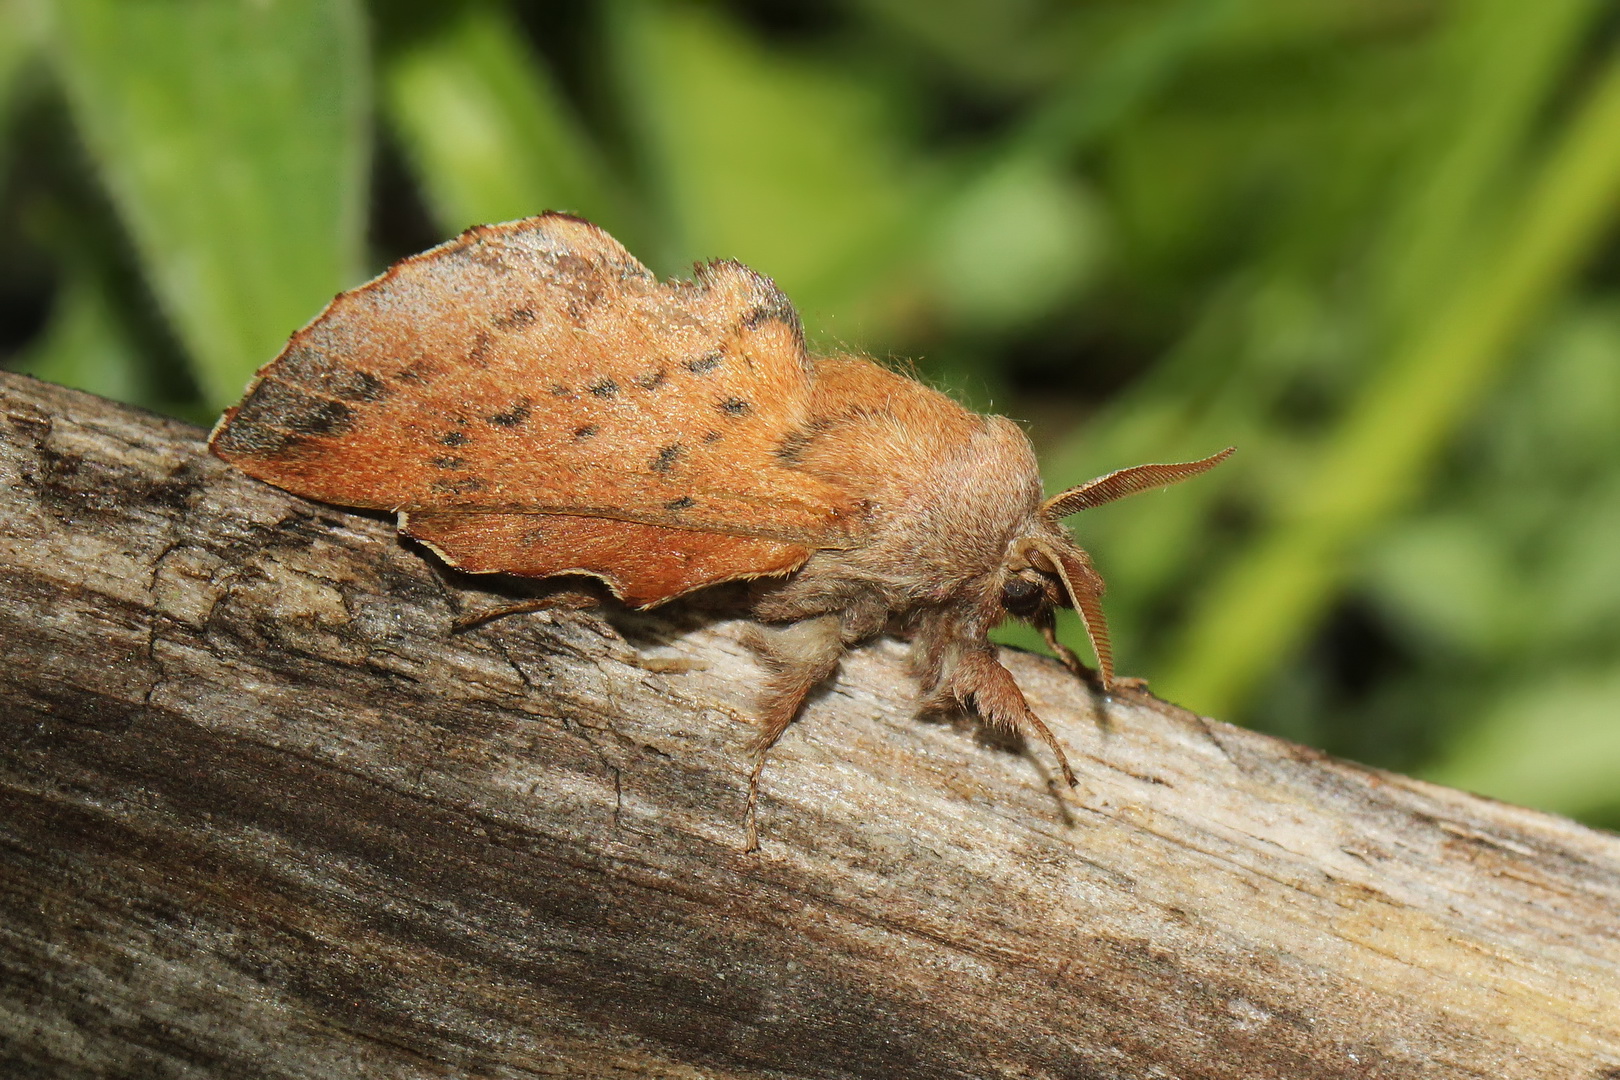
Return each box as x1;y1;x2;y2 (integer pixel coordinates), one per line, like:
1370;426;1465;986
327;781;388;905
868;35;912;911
13;263;146;407
607;0;918;344
382;1;635;243
928;156;1107;332
1426;669;1620;821
50;0;370;409
1363;515;1518;658
1371;0;1603;335
1159;28;1620;718
0;0;42;123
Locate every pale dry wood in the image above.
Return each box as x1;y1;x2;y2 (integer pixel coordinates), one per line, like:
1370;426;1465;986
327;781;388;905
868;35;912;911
2;370;1619;1080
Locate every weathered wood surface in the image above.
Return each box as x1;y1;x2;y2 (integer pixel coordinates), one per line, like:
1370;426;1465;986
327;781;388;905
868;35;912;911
2;369;1619;1080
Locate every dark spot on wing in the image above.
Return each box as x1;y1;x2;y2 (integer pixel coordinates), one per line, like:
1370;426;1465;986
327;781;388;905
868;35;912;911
573;425;598;440
549;384;573;398
274;346;336;384
212;410;298;458
467;330;493;366
492;306;535;330
450;239;510;273
546;253;611;323
226;381;357;451
547;252;596;280
440;431;469;447
741;295;802;337
776;417;837;464
665;496;696;511
430;477;488;496
344;371;389;402
685;353;722;375
589;378;620;398
431;456;466;469
718;397;751;417
277;345;390;403
651;444;683;472
637;368;668;390
287;398;355;435
489;398;531;427
702;430;722;444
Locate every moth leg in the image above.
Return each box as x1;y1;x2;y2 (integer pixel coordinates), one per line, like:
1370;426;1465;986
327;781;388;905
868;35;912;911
954;648;1078;788
1035;610;1085;675
451;588;601;632
1035;610;1147;694
741;614;846;850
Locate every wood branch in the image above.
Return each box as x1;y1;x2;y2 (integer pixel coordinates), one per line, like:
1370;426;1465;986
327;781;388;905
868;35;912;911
3;369;1619;1079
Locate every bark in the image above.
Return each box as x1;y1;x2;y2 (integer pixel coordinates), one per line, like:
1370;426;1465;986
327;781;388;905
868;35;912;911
2;370;1619;1080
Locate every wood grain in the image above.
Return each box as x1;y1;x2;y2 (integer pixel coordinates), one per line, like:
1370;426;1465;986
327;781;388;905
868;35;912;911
3;371;1618;1079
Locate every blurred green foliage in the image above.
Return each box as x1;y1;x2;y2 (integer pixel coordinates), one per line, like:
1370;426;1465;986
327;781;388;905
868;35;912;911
3;0;1619;827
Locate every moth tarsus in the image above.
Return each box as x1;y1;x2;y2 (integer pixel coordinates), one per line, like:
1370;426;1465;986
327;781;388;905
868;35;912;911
446;581;609;632
209;212;1232;849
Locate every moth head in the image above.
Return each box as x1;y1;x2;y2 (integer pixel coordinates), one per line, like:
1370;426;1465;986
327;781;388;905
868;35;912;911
999;447;1235;691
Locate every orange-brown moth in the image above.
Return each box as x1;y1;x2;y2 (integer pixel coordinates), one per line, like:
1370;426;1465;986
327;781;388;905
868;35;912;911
210;213;1230;848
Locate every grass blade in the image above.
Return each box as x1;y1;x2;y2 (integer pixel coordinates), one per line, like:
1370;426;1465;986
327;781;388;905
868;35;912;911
51;0;369;408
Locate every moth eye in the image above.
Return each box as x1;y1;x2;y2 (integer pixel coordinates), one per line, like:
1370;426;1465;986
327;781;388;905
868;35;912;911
1001;576;1044;617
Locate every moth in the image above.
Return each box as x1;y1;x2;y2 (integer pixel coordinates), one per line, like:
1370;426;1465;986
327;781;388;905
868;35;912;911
210;213;1230;848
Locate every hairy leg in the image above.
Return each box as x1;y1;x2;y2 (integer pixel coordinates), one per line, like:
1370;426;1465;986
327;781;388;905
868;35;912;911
450;587;602;632
951;648;1078;788
741;614;846;850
